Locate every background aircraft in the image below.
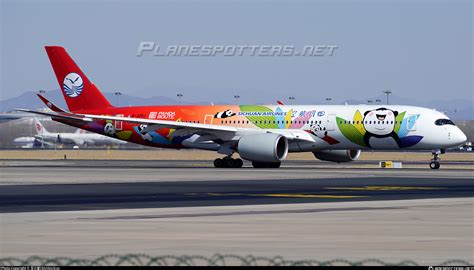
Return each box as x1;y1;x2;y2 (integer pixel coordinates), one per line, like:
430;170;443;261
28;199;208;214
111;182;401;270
32;117;127;148
20;46;467;169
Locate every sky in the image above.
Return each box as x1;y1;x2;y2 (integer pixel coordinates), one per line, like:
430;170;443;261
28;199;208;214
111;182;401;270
1;0;472;105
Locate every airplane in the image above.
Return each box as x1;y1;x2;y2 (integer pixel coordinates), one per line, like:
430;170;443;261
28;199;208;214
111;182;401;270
13;136;55;148
13;136;39;148
17;46;467;169
32;117;127;148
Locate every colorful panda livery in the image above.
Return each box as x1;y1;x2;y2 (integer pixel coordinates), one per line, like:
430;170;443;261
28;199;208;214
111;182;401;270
309;124;340;145
136;124;153;142
362;107;402;148
214;109;236;119
103;122;116;136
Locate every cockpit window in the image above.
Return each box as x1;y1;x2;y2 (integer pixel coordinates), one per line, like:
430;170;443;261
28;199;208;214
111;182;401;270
435;119;455;126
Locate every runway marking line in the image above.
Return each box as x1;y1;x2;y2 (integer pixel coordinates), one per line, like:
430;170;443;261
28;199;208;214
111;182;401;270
251;194;368;199
204;193;368;199
325;186;443;191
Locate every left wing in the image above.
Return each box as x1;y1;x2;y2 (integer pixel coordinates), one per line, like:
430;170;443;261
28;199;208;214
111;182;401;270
16;109;315;143
16;108;239;142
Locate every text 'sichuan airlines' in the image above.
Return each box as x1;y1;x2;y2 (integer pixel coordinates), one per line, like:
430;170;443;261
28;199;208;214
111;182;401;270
19;46;467;169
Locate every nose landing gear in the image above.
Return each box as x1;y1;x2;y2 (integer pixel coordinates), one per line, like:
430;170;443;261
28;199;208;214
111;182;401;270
429;160;440;170
429;149;445;169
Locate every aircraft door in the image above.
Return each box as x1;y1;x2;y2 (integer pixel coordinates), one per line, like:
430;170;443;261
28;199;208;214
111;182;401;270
324;114;336;131
204;115;214;125
114;114;124;130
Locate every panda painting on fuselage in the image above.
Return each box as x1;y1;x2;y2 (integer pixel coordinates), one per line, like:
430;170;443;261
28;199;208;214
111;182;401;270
363;107;402;149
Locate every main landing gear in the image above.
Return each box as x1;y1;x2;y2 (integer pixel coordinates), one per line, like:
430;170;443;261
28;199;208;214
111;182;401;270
252;161;281;168
214;157;244;168
213;157;281;169
429;149;445;169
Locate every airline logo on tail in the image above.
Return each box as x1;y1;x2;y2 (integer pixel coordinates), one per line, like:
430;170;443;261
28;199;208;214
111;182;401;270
63;72;84;97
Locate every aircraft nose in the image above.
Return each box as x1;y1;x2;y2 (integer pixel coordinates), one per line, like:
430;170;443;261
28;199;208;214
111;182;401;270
453;127;467;146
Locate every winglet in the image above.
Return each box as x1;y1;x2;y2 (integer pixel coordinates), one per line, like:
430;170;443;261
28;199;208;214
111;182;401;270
277;100;284;105
37;94;68;113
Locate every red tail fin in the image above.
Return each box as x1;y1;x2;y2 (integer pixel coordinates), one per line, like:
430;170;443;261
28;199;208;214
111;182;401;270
45;46;112;112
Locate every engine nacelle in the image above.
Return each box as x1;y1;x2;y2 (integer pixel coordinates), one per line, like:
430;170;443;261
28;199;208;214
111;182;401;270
313;149;361;163
238;133;289;162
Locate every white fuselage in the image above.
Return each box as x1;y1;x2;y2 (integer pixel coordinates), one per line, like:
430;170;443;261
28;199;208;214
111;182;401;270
202;104;467;152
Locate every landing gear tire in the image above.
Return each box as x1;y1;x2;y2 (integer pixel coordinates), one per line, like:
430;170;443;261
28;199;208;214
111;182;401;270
226;158;236;168
267;162;281;168
252;161;266;168
429;161;440;170
251;161;281;168
235;158;244;168
430;149;444;170
214;158;244;168
214;158;224;168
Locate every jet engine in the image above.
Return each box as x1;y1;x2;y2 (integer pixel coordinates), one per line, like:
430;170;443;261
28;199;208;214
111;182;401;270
237;133;288;162
312;149;361;163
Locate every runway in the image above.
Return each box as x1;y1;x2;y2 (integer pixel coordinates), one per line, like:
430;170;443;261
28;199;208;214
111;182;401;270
1;160;473;263
1;160;472;213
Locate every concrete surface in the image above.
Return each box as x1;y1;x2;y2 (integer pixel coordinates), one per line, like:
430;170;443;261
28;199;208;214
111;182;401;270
0;149;473;161
0;160;472;264
1;198;472;264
